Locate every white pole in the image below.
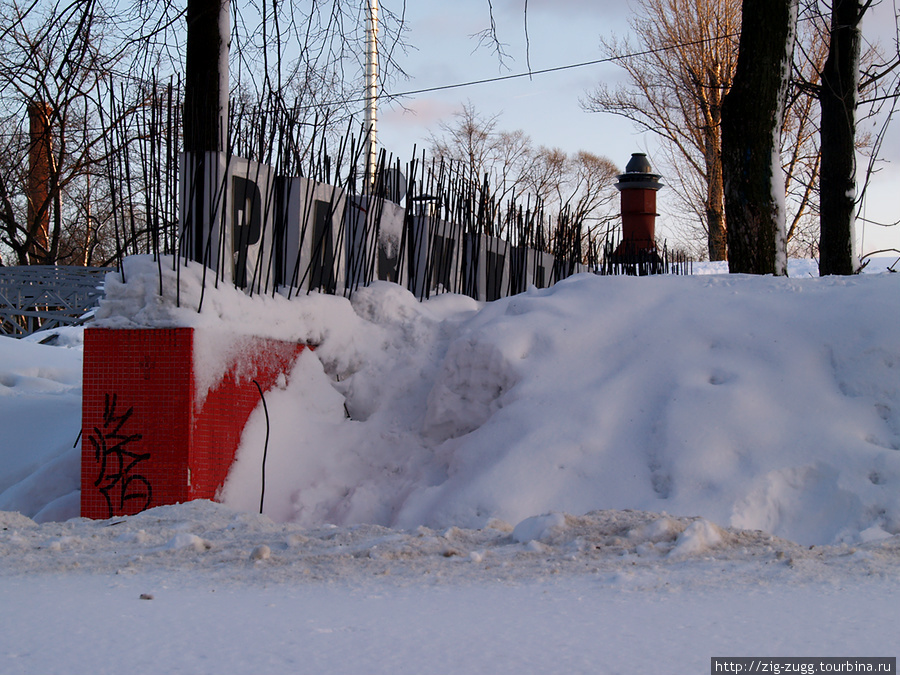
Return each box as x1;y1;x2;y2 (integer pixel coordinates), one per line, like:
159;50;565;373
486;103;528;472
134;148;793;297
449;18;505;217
365;0;378;188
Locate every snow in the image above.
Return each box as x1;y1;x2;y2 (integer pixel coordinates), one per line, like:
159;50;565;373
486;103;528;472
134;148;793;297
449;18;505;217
3;255;900;673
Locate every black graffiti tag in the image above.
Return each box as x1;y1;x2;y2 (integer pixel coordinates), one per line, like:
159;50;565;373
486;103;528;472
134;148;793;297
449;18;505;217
89;393;152;518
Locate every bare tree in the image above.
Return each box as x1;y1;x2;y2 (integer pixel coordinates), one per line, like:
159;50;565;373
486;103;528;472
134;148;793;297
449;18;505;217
225;0;410;163
722;0;798;275
0;0;143;266
429;102;521;198
429;103;619;241
819;0;862;274
584;0;840;264
582;0;739;261
521;148;619;236
521;146;567;206
815;0;900;275
0;0;410;266
782;11;829;257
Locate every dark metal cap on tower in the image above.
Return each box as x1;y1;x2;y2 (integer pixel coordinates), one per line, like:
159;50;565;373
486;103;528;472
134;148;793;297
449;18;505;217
625;153;653;174
615;153;663;191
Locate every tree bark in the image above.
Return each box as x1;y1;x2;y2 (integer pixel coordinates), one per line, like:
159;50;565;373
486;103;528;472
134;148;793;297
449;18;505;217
818;0;862;276
183;0;230;267
184;0;229;153
722;0;797;275
706;137;727;261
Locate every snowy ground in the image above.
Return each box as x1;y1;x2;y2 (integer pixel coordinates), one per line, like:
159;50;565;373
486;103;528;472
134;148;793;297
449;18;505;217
2;256;900;673
4;501;900;674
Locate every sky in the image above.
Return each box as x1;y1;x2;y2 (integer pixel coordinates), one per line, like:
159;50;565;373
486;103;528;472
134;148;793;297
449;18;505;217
377;0;637;174
374;0;900;258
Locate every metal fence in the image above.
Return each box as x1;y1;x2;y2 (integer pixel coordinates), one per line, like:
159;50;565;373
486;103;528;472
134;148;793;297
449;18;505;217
0;266;110;337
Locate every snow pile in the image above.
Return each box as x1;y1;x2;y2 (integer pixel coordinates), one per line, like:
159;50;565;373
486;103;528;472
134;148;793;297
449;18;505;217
4;256;900;548
224;268;900;546
5;256;900;674
4;499;900;585
0;330;83;522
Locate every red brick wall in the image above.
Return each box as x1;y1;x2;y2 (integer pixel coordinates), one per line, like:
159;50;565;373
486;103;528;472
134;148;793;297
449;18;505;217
190;338;305;501
620;188;658;247
81;327;305;519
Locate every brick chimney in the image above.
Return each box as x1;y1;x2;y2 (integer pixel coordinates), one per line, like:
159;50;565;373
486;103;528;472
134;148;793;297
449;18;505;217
27;102;53;263
614;153;663;256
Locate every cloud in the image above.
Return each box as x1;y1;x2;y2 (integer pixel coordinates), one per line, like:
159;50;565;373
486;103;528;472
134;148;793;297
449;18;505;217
382;98;461;127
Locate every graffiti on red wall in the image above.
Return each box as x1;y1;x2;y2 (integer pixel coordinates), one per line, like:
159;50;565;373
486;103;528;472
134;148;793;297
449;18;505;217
87;393;152;517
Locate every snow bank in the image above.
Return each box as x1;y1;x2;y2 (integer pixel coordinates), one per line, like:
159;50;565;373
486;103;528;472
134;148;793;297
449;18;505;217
4;499;899;584
0;329;83;521
4;255;900;546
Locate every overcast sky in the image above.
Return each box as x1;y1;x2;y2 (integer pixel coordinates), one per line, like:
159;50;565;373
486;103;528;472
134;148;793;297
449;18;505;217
375;0;900;258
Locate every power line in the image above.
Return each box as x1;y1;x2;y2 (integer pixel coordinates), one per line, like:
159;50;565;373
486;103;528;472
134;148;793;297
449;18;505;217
388;57;614;98
366;11;847;105
383;34;740;101
0;32;743;136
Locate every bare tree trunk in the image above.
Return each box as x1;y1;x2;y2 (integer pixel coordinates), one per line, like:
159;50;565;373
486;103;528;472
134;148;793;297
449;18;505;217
722;0;797;275
183;0;230;267
184;0;229;153
818;0;862;276
706;138;727;260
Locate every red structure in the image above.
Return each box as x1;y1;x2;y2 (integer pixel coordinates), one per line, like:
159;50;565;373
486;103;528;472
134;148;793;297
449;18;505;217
27;102;53;264
81;327;306;519
614;153;663;257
